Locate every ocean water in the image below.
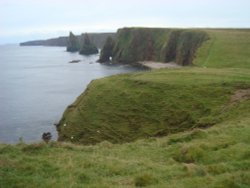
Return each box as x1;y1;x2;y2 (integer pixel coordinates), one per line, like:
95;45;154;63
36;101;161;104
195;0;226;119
0;45;140;143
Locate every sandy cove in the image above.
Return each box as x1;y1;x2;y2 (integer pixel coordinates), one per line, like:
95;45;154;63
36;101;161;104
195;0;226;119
138;61;181;69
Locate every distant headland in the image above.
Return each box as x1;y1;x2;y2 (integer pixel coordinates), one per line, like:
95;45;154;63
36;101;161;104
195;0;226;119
19;32;116;49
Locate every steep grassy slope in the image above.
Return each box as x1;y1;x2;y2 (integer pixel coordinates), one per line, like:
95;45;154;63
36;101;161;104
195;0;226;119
1;115;250;187
194;29;250;68
57;68;250;144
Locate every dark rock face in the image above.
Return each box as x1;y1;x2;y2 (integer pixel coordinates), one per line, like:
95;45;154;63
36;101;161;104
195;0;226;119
42;132;52;143
79;33;98;55
98;36;115;63
66;32;80;52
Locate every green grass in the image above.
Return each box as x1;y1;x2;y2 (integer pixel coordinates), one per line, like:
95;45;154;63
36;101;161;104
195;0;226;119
194;29;250;68
57;68;250;144
1;115;250;187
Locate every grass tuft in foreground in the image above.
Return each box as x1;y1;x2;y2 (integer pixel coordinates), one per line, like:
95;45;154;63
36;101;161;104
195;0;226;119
1;115;250;187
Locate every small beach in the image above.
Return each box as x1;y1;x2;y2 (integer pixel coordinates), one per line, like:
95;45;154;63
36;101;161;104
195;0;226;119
138;61;181;69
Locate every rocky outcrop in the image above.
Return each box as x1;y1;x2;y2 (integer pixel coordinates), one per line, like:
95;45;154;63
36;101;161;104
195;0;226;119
98;36;115;62
79;33;98;55
66;32;80;52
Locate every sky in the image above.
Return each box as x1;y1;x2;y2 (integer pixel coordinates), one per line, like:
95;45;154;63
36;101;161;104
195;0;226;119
0;0;249;44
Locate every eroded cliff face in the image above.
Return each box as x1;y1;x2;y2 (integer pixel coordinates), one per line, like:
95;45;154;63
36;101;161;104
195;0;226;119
99;28;209;65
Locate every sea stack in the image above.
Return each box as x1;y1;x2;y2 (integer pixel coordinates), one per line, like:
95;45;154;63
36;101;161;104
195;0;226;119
79;33;98;55
98;36;114;63
66;31;80;52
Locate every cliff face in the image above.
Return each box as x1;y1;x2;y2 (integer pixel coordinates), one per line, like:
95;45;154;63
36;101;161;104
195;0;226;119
100;28;208;65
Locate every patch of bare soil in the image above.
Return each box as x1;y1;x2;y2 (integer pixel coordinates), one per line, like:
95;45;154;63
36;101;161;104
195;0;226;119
138;61;181;69
221;89;250;111
230;89;250;104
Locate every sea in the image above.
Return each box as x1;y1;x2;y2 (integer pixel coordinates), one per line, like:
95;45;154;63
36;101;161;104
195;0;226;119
0;45;141;143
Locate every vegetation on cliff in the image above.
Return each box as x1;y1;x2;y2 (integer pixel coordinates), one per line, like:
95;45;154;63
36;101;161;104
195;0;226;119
100;28;208;65
161;30;209;65
79;33;98;55
66;31;80;52
57;68;250;144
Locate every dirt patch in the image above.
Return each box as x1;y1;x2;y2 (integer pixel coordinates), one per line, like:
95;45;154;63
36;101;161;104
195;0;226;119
222;89;250;112
138;61;181;69
230;89;250;104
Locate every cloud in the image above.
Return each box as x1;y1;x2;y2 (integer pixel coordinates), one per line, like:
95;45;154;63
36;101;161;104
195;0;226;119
0;0;249;44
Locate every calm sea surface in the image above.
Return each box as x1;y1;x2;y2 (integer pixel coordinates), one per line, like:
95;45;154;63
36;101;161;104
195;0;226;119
0;45;141;143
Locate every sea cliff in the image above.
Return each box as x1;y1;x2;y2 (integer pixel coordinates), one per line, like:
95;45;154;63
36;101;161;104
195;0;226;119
99;28;208;66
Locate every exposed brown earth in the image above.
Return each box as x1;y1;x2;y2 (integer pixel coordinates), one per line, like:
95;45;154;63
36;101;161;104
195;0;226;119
138;61;181;69
222;89;250;112
230;89;250;104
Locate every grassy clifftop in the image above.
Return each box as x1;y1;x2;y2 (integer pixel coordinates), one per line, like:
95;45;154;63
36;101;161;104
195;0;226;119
194;29;250;68
57;68;250;144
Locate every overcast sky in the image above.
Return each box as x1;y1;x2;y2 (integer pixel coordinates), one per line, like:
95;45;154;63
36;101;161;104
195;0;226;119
0;0;249;44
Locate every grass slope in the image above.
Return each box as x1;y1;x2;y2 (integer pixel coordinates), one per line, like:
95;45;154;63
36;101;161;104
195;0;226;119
194;29;250;68
1;115;250;187
57;68;250;144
